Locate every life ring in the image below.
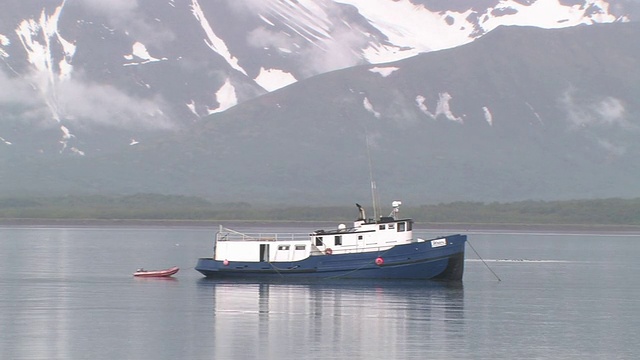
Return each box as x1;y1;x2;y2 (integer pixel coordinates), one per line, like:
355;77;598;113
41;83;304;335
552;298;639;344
325;248;333;255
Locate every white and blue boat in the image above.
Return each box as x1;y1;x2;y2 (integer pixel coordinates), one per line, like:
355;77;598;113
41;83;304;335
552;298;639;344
195;201;466;280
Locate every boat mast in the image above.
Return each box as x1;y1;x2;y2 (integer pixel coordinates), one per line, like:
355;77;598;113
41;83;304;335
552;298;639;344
365;133;380;220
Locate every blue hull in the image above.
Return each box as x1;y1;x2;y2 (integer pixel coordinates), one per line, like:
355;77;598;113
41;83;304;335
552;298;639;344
195;234;466;280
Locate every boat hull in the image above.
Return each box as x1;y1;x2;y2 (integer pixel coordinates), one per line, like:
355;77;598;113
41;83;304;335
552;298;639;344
133;266;180;277
195;234;465;280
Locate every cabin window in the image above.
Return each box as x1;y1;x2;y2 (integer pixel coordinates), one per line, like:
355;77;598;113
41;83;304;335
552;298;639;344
407;221;413;231
388;224;395;229
397;222;405;232
358;235;363;240
295;245;305;250
334;235;342;246
315;236;323;246
278;245;290;250
379;225;385;230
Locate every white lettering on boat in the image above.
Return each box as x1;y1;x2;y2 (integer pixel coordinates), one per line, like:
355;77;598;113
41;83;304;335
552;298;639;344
431;239;447;248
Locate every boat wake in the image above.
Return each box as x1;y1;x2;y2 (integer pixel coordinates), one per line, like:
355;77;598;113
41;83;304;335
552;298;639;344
466;259;570;263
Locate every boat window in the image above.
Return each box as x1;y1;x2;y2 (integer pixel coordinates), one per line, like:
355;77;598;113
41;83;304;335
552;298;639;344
358;235;363;240
379;225;385;230
334;235;342;246
278;245;290;250
407;221;413;231
315;236;323;246
388;224;395;229
398;222;405;232
295;245;305;250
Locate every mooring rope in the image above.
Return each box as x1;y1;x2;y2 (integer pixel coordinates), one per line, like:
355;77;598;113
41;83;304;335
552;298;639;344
467;239;501;282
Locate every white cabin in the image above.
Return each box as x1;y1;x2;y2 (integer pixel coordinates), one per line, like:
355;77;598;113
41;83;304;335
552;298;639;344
213;202;418;263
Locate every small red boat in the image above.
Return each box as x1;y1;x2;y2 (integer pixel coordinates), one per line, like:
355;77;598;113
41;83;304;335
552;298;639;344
133;266;179;277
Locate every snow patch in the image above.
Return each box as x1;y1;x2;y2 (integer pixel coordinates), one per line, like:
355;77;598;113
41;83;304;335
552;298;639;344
416;93;463;123
0;34;9;57
191;0;247;76
336;0;624;64
254;67;297;92
483;106;493;126
57;33;76;81
415;95;435;118
186;100;199;117
259;15;275;27
363;97;381;118
481;0;620;30
15;3;75;122
209;78;238;114
436;92;463;123
526;102;544;125
123;42;168;66
369;66;399;77
70;147;85;156
336;0;475;63
59;125;75;153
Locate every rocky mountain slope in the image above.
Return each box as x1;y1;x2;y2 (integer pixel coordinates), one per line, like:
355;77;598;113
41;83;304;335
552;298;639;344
0;1;638;205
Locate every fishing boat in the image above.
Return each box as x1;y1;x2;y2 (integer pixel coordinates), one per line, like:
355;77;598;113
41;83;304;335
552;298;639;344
133;266;179;277
195;201;466;280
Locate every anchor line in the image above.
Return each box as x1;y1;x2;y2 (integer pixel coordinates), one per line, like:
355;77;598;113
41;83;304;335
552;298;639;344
467;240;501;282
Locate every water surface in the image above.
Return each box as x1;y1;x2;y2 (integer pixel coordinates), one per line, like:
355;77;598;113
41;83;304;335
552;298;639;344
1;226;638;359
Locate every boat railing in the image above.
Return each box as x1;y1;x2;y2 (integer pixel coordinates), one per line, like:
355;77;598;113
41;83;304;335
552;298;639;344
216;226;309;242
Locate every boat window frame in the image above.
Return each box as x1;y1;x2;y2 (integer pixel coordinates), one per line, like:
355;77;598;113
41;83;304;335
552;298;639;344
334;235;342;246
315;236;323;246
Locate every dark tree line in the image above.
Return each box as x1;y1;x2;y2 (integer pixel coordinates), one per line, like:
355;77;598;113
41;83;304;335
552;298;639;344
1;194;640;225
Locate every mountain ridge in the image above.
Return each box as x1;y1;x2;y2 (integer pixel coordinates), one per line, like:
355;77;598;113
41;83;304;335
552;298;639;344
2;22;633;206
0;2;639;205
0;0;635;157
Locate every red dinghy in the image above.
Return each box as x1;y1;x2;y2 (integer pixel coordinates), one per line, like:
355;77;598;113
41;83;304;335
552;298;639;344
133;266;179;277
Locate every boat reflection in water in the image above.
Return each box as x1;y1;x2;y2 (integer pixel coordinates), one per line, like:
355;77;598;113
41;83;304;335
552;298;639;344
196;279;464;358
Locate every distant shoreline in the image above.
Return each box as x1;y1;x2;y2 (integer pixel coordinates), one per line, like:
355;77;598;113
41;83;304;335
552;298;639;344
2;218;640;234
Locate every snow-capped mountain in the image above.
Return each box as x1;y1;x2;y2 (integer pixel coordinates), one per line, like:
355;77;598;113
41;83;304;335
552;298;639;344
0;0;634;156
0;1;639;204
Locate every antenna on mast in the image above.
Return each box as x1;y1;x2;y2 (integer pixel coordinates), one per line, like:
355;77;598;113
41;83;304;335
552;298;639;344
365;133;380;220
341;106;381;220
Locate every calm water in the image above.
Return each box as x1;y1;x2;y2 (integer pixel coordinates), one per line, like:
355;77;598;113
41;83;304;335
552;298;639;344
1;225;639;360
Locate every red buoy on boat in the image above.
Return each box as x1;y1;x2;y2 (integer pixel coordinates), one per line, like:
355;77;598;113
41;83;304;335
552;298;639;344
375;257;384;266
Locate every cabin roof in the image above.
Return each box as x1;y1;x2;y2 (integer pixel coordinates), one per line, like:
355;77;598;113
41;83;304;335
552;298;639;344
311;218;412;235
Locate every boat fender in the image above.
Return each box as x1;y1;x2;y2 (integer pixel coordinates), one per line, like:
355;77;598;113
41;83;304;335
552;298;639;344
223;259;229;266
325;248;333;255
375;257;384;266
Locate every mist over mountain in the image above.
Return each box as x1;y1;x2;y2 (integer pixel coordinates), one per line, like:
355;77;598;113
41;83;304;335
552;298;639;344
0;1;639;205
